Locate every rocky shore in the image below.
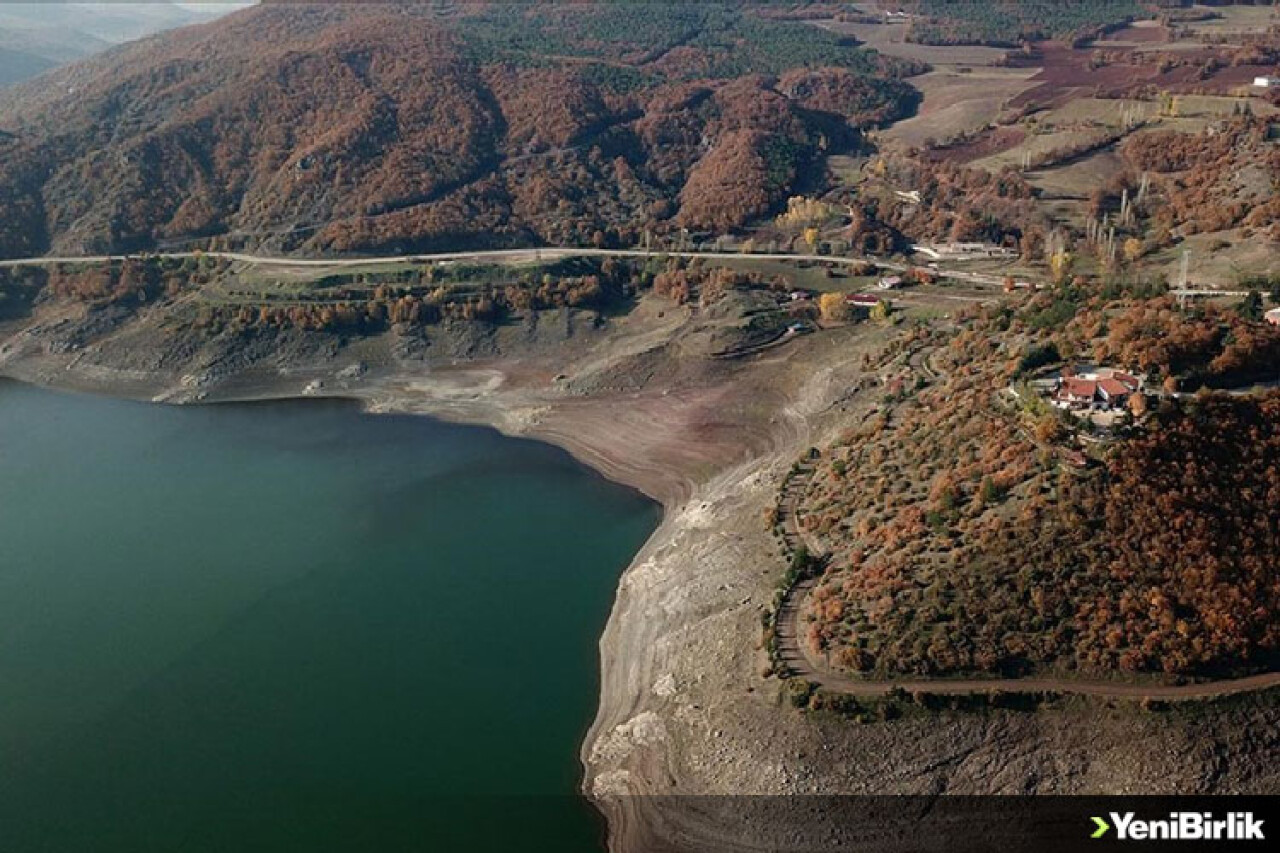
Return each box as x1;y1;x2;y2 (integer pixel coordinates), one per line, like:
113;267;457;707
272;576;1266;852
3;292;1278;853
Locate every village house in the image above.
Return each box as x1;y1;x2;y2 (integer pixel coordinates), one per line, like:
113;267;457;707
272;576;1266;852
914;242;1017;261
1051;368;1142;412
877;275;903;290
1265;307;1280;327
1056;377;1099;408
845;292;891;318
846;292;882;308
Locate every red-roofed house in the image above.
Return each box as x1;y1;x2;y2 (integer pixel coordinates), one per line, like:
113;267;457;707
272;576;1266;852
1096;377;1133;406
1054;370;1141;411
1110;372;1141;392
846;292;882;308
1055;378;1098;408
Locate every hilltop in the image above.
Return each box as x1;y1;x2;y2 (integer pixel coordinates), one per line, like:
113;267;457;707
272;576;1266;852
0;2;920;260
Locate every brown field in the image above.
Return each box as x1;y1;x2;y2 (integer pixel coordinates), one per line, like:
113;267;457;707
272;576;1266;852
1164;64;1280;94
1025;149;1128;200
878;69;1040;148
811;18;1011;68
1098;21;1171;46
1179;5;1280;42
813;14;1041;153
1148;229;1280;289
929;125;1026;164
1008;44;1150;109
843;15;1276;156
969;126;1105;171
1008;42;1278;109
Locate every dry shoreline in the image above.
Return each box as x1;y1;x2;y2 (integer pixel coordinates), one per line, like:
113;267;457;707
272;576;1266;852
4;297;1279;852
0;304;805;826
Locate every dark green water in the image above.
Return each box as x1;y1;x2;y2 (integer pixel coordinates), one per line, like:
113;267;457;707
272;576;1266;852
0;380;658;852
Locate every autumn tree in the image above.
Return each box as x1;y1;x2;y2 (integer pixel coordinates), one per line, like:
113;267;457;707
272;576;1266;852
1049;250;1073;284
818;292;850;323
1128;392;1148;418
1122;237;1144;265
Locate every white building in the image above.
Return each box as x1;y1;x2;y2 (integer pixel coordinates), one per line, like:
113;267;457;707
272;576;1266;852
1254;76;1280;88
913;242;1016;261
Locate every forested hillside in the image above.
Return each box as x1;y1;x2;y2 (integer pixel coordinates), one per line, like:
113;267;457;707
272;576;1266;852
0;2;922;259
904;0;1144;47
799;300;1280;681
1122;117;1280;238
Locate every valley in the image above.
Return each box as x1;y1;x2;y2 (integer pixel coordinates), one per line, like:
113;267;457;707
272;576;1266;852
1;3;1279;852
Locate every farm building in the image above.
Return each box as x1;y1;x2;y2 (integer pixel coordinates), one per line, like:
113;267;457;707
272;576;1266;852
846;293;883;308
914;242;1017;261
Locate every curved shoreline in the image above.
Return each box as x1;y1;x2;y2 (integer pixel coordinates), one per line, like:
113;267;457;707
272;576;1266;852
2;280;793;851
0;369;685;851
5;296;1279;853
0;310;832;849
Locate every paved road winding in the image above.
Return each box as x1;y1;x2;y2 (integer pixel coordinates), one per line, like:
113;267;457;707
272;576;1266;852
0;246;1014;290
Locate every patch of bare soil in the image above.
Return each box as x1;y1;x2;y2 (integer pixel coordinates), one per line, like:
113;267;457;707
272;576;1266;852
1099;22;1171;45
1009;42;1278;107
930;126;1027;164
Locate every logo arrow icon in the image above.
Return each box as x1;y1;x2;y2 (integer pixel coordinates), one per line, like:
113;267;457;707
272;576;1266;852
1091;816;1111;839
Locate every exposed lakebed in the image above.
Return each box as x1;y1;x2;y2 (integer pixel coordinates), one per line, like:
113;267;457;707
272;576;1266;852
0;380;659;852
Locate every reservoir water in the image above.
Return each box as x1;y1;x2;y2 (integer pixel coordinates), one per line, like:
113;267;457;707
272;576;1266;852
0;380;659;852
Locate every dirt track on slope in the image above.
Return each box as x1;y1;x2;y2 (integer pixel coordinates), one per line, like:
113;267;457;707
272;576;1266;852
779;573;1280;700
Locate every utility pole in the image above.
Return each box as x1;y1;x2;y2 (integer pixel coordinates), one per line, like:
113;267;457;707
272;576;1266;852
1176;248;1191;308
